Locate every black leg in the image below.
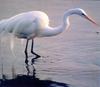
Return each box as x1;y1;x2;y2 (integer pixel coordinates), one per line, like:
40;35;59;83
31;39;41;64
24;39;29;65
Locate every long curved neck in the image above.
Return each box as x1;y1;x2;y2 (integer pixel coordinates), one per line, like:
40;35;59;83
40;11;71;37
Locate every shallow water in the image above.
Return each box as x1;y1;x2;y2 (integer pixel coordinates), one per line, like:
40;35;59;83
0;0;100;87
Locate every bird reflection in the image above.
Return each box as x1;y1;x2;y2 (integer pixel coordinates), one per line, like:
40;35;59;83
25;64;31;75
0;56;69;87
25;53;39;75
25;63;36;76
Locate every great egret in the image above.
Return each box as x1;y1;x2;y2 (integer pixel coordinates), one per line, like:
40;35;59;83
0;8;98;64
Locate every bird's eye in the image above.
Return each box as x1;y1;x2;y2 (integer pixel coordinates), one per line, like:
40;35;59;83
81;13;85;16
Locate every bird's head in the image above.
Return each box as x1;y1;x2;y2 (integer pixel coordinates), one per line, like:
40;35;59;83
69;8;98;26
76;8;98;26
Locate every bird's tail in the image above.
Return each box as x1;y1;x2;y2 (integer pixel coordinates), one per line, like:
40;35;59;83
10;36;14;52
10;36;24;54
0;19;8;35
0;19;15;51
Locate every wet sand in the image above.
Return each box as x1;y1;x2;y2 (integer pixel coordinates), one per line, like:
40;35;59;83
0;0;100;87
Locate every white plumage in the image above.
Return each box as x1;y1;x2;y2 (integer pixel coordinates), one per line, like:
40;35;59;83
0;8;97;64
0;11;49;39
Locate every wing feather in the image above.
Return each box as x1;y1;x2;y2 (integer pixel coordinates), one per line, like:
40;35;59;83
6;12;37;38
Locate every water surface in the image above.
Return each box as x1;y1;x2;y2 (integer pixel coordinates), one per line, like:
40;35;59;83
0;0;100;87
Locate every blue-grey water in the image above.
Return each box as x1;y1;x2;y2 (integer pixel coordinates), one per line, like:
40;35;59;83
0;0;100;87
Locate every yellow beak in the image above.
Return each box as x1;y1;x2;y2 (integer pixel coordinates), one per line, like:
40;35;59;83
85;15;99;26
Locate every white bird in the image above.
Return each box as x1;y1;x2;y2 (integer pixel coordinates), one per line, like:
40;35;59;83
0;8;98;64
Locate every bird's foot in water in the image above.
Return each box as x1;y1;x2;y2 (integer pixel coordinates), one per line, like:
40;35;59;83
36;54;41;58
31;51;41;58
31;55;41;65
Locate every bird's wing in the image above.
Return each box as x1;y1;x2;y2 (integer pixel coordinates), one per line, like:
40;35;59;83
5;13;38;39
13;18;37;38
